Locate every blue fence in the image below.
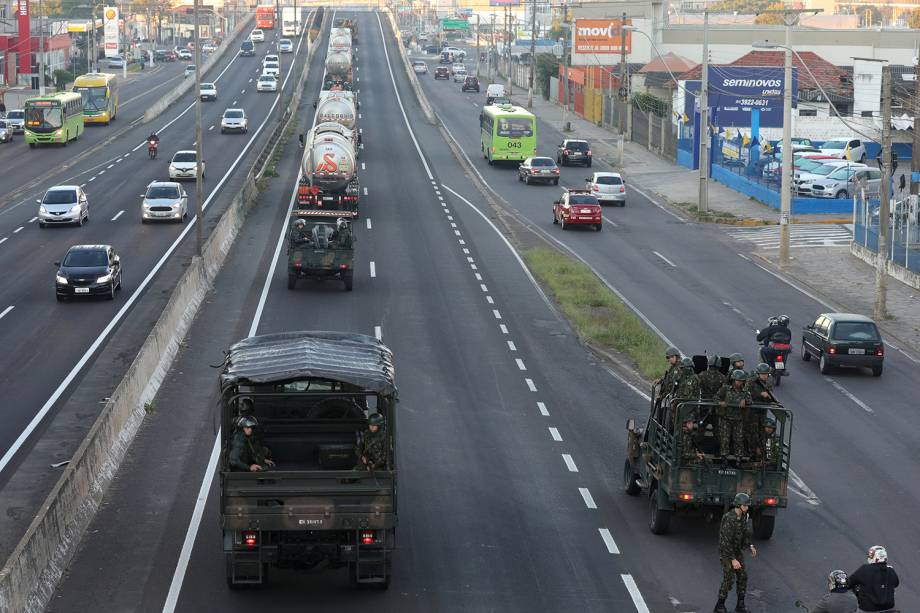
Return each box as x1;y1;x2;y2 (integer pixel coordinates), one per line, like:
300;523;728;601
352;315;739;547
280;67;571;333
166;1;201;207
854;196;920;275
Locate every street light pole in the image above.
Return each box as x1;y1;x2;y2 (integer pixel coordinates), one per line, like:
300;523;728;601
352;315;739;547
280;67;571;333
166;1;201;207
122;0;128;80
39;0;46;94
193;0;204;256
527;0;536;109
778;16;793;265
476;13;480;79
699;11;709;213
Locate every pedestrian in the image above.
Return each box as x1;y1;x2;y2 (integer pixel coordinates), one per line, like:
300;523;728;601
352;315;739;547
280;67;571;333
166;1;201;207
714;492;757;613
848;546;899;612
715;370;751;460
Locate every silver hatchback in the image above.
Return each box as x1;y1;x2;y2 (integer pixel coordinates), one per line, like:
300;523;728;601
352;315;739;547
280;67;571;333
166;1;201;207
586;172;627;206
38;185;89;227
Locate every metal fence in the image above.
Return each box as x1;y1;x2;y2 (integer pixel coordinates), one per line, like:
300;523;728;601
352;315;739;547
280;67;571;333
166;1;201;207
854;194;920;274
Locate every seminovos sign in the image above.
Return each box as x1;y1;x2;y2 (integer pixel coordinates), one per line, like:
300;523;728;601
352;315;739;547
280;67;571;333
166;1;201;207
573;18;632;54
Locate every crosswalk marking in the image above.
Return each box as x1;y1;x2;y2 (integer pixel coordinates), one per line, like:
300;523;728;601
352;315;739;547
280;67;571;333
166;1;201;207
726;224;853;249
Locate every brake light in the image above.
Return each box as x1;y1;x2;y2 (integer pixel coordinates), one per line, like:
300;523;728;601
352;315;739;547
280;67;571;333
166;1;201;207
552;168;560;174
293;260;302;268
243;531;258;547
764;497;778;506
619;186;626;193
776;354;783;362
828;346;837;355
360;530;375;545
876;347;884;356
586;150;592;155
678;493;693;501
340;264;349;269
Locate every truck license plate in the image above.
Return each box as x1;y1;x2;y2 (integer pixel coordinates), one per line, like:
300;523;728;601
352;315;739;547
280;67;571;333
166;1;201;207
75;287;90;294
849;348;866;355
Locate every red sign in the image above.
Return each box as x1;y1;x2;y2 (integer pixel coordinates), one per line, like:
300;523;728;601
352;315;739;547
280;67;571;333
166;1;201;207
573;19;632;55
18;0;30;76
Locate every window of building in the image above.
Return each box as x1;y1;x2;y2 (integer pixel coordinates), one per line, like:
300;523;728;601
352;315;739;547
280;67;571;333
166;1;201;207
861;110;875;117
799;108;817;117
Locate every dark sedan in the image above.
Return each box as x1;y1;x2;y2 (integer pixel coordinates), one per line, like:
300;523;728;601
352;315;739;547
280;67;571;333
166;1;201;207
434;66;450;80
55;244;123;301
518;157;560;185
461;75;480;92
801;313;884;376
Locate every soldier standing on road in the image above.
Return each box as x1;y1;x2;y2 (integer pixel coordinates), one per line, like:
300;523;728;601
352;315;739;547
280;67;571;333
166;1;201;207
354;413;387;471
715;370;752;460
699;354;727;399
715;492;757;613
229;416;275;472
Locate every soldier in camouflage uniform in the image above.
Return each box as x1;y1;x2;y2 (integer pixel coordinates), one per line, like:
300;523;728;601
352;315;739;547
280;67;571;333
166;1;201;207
669;358;701;428
715;370;752;458
760;417;780;469
727;353;746;379
657;346;682;395
290;218;312;245
354;413;387;471
679;416;706;465
229;416;276;472
715;492;757;613
699;354;727;399
743;363;774;458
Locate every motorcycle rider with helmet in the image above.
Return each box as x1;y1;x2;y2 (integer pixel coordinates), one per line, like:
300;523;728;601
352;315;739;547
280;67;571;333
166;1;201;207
807;570;857;613
757;315;792;364
849;546;899;612
147;131;160;157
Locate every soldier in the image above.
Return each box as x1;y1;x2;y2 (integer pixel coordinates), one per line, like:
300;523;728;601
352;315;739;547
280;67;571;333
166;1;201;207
657;346;682;395
699;354;727;399
335;217;353;248
746;363;775;403
715;370;751;459
679;416;706;465
229;416;275;472
760;417;780;468
354;413;387;471
743;363;774;457
670;358;701;428
715;492;757;613
290;218;311;245
727;353;746;377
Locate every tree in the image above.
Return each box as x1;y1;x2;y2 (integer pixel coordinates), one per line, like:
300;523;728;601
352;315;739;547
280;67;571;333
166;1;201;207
905;7;920;27
754;3;786;25
535;52;560;100
30;0;63;18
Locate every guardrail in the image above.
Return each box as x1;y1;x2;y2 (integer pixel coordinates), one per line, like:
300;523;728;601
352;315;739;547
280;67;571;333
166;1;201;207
0;11;327;613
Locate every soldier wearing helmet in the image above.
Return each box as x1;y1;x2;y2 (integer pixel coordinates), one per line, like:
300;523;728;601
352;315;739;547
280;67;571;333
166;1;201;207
848;546;899;612
807;569;857;613
714;492;757;613
290;217;312;245
727;353;746;377
699;354;727;399
715;370;752;459
759;417;780;468
354;413;387;471
742;363;774;458
657;346;682;396
674;357;701;400
229;415;275;472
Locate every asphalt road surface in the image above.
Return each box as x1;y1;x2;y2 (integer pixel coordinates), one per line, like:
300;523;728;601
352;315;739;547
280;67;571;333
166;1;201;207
42;11;918;613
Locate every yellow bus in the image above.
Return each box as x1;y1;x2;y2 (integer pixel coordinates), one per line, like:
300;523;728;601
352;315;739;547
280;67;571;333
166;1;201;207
72;72;118;124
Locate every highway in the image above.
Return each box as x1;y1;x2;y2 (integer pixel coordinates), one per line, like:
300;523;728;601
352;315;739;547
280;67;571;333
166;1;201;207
37;10;919;613
0;16;316;564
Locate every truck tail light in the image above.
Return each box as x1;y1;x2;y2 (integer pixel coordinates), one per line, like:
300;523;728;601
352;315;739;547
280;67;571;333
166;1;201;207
293;260;302;268
678;492;693;501
764;497;778;506
876;347;884;356
360;530;375;545
243;531;258;547
828;346;837;355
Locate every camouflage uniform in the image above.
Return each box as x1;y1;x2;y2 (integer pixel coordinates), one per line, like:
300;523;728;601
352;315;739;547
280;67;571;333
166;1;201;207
718;509;753;601
660;363;680;397
743;376;773;457
229;431;272;471
762;430;780;468
715;385;751;457
291;225;312;245
699;368;726;399
674;368;701;399
354;427;387;470
679;424;704;465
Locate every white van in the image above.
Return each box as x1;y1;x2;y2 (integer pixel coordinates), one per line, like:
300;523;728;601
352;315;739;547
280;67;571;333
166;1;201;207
486;83;505;104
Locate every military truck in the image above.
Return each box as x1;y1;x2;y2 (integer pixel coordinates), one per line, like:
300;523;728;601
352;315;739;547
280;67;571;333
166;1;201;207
219;331;397;588
286;210;355;291
623;376;791;540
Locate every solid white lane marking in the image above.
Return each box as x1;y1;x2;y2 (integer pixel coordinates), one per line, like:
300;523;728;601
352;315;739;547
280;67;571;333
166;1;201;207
0;306;14;320
515;358;526;371
366;218;372;230
370;261;376;278
375;326;382;340
492;309;501;319
653;250;677;268
13;226;23;233
507;341;516;351
486;295;494;304
111;210;124;221
826;378;873;413
621;574;651;613
602;215;619;227
499;324;508;334
29;217;38;223
525;378;537;392
562;454;578;472
363;187;368;196
537;401;549;416
549;427;562;441
0;238;7;245
579;488;597;509
599;528;620;554
788;469;822;506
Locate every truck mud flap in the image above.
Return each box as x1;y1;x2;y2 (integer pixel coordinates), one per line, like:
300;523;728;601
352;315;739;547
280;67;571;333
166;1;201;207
226;551;265;587
350;529;394;589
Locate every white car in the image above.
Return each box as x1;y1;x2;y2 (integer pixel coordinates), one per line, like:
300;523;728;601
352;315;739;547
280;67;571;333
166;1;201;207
450;62;465;75
412;60;427;74
452;67;468;82
444;46;465;60
795;161;866;195
184;64;196;78
201;43;217;54
250;29;265;42
256;74;278;92
141;181;188;223
4;109;25;133
263;54;279;66
585;172;627;206
278;39;293;53
168;150;205;181
37;185;89;228
177;48;192;61
199;82;217;101
262;61;280;77
820;137;867;164
220;108;248;133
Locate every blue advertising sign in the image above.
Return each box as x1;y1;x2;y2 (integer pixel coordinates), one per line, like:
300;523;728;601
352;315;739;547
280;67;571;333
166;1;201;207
706;65;797;128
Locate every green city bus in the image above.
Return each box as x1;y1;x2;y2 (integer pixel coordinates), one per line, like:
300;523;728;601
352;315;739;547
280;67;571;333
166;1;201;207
24;92;84;146
480;103;537;164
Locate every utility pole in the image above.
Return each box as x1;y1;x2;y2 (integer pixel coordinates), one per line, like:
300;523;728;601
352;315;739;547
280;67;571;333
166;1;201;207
193;0;204;256
778;13;793;264
505;6;511;94
527;0;536;108
488;13;495;83
561;5;569;131
91;5;98;72
911;57;920;196
476;13;480;78
875;64;892;321
618;11;627;136
38;0;46;94
698;10;709;213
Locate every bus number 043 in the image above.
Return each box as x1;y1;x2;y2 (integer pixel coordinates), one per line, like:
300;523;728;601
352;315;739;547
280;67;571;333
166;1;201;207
507;141;522;148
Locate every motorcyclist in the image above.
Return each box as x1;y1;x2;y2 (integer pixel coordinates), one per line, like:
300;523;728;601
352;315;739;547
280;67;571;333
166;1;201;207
848;546;899;612
147;132;160;149
757;315;792;363
808;570;857;613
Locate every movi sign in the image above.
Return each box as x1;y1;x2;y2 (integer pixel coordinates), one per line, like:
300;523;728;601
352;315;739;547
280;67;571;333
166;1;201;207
573;18;631;54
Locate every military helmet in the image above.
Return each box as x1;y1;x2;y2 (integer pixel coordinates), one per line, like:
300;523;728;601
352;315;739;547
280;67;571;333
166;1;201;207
707;354;719;367
680;357;694;368
733;492;751;506
731;369;747;381
237;415;258;429
294;218;306;227
763;416;776;429
827;569;848;590
729;352;744;363
367;413;385;426
756;362;771;374
665;346;680;358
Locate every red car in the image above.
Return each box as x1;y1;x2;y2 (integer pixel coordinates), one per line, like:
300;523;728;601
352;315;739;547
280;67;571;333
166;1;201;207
553;189;603;231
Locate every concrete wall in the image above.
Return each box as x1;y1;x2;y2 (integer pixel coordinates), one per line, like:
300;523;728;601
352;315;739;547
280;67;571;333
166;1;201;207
851;241;920;291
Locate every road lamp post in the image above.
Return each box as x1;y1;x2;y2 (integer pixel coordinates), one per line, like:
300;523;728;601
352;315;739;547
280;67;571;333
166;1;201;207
193;0;204;256
527;0;536;109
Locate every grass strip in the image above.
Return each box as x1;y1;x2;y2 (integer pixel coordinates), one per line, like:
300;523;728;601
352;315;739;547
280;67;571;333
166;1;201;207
524;247;666;381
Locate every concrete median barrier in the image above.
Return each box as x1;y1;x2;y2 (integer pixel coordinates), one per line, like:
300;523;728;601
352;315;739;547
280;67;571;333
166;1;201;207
381;9;437;126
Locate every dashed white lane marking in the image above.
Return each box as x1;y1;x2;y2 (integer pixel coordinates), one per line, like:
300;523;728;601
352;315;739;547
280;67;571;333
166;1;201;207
537;401;549;416
499;324;508;334
579;487;597;509
208;125;215;131
0;238;7;245
359;128;363;134
486;295;494;304
361;162;366;170
653;250;677;268
479;283;487;292
111;210;124;221
602;216;619;227
116;158;123;163
363;187;368;196
507;340;516;351
233;100;237;105
492;309;502;319
359;113;362;119
0;306;14;320
241;89;246;94
788;469;822;506
549;427;562;441
470;263;478;270
89;176;96;182
448;215;454;221
459;239;466;245
370;261;376;278
826;378;873;413
124;152;130;157
515;358;527;371
463;253;471;260
474;272;481;281
248;78;253;82
374;326;382;340
106;164;114;169
622;574;651;613
525;378;537;392
366;218;372;230
29;217;38;223
13;226;23;233
599;528;620;554
98;170;105;175
562;454;578;472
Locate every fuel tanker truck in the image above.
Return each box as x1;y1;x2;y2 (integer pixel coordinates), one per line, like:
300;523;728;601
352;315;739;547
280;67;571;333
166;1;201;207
315;91;357;130
329;29;352;53
325;50;352;81
298;122;360;214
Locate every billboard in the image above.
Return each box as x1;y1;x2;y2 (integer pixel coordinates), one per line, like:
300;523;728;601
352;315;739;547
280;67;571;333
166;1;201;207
103;6;119;58
573;18;631;55
707;65;797;128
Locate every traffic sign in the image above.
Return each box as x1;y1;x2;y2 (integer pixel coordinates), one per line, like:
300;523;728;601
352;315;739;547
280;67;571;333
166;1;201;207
441;18;470;31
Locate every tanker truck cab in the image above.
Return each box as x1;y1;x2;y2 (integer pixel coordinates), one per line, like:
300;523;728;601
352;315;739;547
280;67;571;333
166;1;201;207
220;332;397;588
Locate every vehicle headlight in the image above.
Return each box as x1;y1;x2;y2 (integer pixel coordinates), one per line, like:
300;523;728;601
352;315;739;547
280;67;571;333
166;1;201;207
169;164;177;172
142;201;151;209
70;204;82;213
39;206;47;213
55;129;63;136
56;274;68;285
96;273;112;284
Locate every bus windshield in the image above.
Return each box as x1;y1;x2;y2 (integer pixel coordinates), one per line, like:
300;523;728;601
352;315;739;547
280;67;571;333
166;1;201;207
74;86;107;112
497;117;533;138
25;105;62;131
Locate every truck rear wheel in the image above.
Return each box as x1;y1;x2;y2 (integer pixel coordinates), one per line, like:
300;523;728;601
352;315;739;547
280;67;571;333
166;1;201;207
623;460;641;496
344;275;353;291
648;487;672;535
752;512;775;540
287;273;297;290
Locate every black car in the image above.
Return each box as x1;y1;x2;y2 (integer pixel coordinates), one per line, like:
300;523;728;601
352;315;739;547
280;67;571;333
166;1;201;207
557;139;592;167
434;66;450;80
461;75;480;92
240;40;255;56
801;313;884;376
55;244;123;301
424;44;440;54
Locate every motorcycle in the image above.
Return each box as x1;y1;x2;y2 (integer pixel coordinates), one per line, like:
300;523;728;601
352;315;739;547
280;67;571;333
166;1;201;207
757;321;792;386
147;139;158;159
